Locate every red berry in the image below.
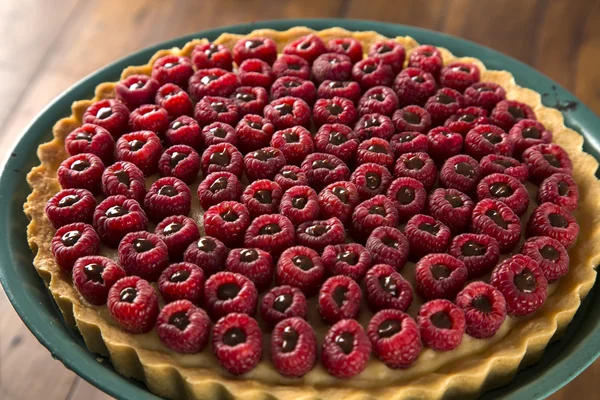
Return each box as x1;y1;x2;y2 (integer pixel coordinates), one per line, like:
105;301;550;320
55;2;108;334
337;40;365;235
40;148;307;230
188;68;238;101
116;130;163;176
301;153;351;189
521;236;569;282
233;37;277;65
272;54;311;80
276;246;325;296
537;173;578;212
464;82;506;111
282;34;327;64
352;58;394;90
408;45;443;78
448;233;500;278
328;38;363;64
351;163;393;201
366;226;410;271
212;313;262;375
275;165;309;191
527;202;579;248
317;181;360;225
405;214;452;259
144;177;192;223
200;142;244;177
191;43;233;71
158;262;205;305
238;58;274;88
386;177;427;222
165;116;202;150
367;309;421;369
197;171;242;210
279;185;320;226
155;83;194;118
480;154;529;183
426;126;463;163
317;80;362;104
439;154;482;194
365;264;413;314
464;124;514;160
477;173;529;216
444;106;489;135
415;253;468;300
225;247;273;292
243;147;286;182
392;105;432;134
390;131;428;157
440;62;481;93
241;179;283;217
115;74;160;110
356;137;395;170
295;217;346;253
118;231;169;281
393;67;437;107
321;242;372;282
369;41;406;74
313;96;357;127
57;153;104;195
51;223;100;273
394;152;438;192
194;96;239;127
358;86;399;117
471;198;522;252
417;299;465;351
151;55;194;87
107;276;159;334
270;126;314;166
155;215;200;260
230;86;269;116
201;122;238;147
508;119;553;158
204;201;251;246
204;271;258;319
65;124;115;165
425;87;465;126
264;96;311;130
522;143;573;184
183;236;228;277
490;99;536;131
270;76;317;105
456;282;507;339
45;188;96;229
157;300;211;354
235;114;275;152
318;275;362;325
93;195;148;247
129;104;169;135
354;113;395;141
271;317;317;377
314;123;359;164
311;53;353;83
158;145;200;185
427;188;474;234
352;195;399;240
82;99;130;138
72;256;126;306
244;214;296;255
260;285;308;328
321;319;371;379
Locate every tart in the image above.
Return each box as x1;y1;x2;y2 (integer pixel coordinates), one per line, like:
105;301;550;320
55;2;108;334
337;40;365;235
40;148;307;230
24;27;600;400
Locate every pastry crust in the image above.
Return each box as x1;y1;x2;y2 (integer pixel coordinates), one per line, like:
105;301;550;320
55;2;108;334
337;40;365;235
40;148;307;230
24;27;600;400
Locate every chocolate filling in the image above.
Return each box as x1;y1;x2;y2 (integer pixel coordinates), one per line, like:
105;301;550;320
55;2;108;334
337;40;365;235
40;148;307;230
549;213;568;228
486;209;508;229
58;194;79;207
454;162;476;178
365;172;381;189
327;103;344;115
378;319;401;338
540;245;560;261
558;181;570;196
508;105;525;119
404;156;424;170
335;332;354;354
472;295;492;313
435;93;455;104
84;263;104;283
292;255;313;271
445;193;463;207
283;131;300;143
337;250;358;265
378;275;397;296
158;185;177;197
489;182;513;198
329;131;348;145
106;205;128;218
240;249;259;262
273;293;293;312
281;170;297;180
292;196;307;209
305;224;330;237
254;149;275;161
170;152;187;168
332;186;348;202
369;205;386;216
462;240;487;256
209;177;228;192
403;111;421;124
259;223;281;235
221;210;239;222
312;159;334;170
120;287;137;303
482;132;501;144
223;328;246;346
129;139;145;152
521;126;540;139
543;153;561;168
170;269;190;283
169;312;190;330
419;222;439;235
209;151;230;166
396;186;415;205
211;102;227;113
197;237;216;252
281;326;299;353
132;238;154;253
332;286;348;308
274;103;293;116
96;107;113;119
381;236;399;249
367;144;387;154
71;159;90;171
514;269;536;293
217;283;240;300
61;230;81;246
431;264;451;280
254;189;272;204
210;127;227;138
431;311;452;329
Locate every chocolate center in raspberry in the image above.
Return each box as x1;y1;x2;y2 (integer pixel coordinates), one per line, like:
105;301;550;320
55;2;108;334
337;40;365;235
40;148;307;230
240;249;258;262
482;132;501;144
332;286;348;308
486;209;508;229
284;81;301;88
283;131;300;143
254;189;272;204
337;250;358;265
221;209;239;222
201;75;219;85
419;222;439;235
472;295;492;313
493;159;513;168
236;92;256;102
331;186;348;202
454;162;475;178
292;255;313;271
363;63;377;73
255;149;276;161
540;245;560;261
259;223;281;235
281;326;299;353
245;39;263;49
164;61;180;69
292;196;307;209
329;131;348;145
210;177;228;192
435;93;455;104
445;194;463;208
129;140;145;152
378;44;392;53
335;332;355;354
169;312;190;330
274;103;294;116
381;236;399;249
514;269;536;293
365;172;381;189
205;44;219;57
396;186;415;205
210;151;230;165
211;102;228;113
288;63;301;70
273;293;293;312
458;114;476;122
327;103;344;115
158;185;178;197
521;126;540;139
462;241;486;256
329;81;346;88
170;269;190;282
367;144;387;154
305;224;330;237
113;170;130;186
120;287;137;303
558;181;570;196
364;117;381;127
217;283;240;300
477;86;494;92
403;111;421;124
106;205;128;218
170;152;187;168
211;127;228;138
378;319;402;338
171;121;185;130
61;230;82;246
312;159;334;170
508;106;525;119
129;80;145;90
197;237;216;252
378;275;397;296
549;213;568;228
75;132;93;141
411;75;425;83
489;182;513;198
71;159;90;171
223;327;246;346
405;156;424;170
84;263;104;283
369;205;386;216
133;238;154;253
369;93;385;101
543;154;561;168
96;107;113;119
431;264;451;280
431;311;452;329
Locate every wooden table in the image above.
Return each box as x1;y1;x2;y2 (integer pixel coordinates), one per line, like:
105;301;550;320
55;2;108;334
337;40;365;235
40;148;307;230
1;0;599;398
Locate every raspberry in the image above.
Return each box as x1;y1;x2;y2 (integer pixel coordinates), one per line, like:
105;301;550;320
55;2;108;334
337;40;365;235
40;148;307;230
405;214;452;259
314;123;359;164
394;152;438;192
230;86;269;116
93;195;148;247
390;131;428;157
366;226;409;271
538;173;578;212
271;317;317;377
352;195;399;240
270;126;314;166
118;231;169;281
355;137;395;170
197;171;242;210
354;113;395;142
318;181;360;225
155;83;194;118
491;100;536;131
392;105;432;134
200;142;244;177
282;34;327;64
260;285;308;328
444;106;489;135
129;104;170;136
116;131;163;176
368;309;421;369
311;53;353;83
426;126;463;163
276;246;325;296
51;223;100;272
72;256;126;306
321;319;371;379
279;185;320;225
301;153;351;189
521;236;569;282
351;163;393;201
464;82;506;111
318;275;362;325
241;179;283;217
191;42;233;71
352;58;394;90
238;58;274;88
184;236;228;276
313;96;357;127
115;74;160;110
427;188;473;234
165;116;202;150
194;96;239;127
212;313;262;375
415;253;468;300
477;173;529;216
464;124;514;160
201;122;238;147
271;54;311;80
439;154;482;194
522;143;573;184
151;55;194;88
190;66;238;99
155;215;200;260
394;67;437;108
317;80;362;104
244;147;286;182
158;262;205;305
204;271;258;319
264;96;311;129
275;165;309;191
244;214;296;255
144;177;191;223
527;202;579;248
357;86;398;117
204;201;251;247
368;41;406;74
82;99;130;138
296;217;346;252
490;254;548;316
328;37;363;63
364;264;413;312
440;62;481;93
107;276;159;334
425;88;465;126
456;282;507;339
471;198;522;252
408;45;443;77
45;188;96;229
57;153;104;194
65;124;115;165
321;243;372;281
156;300;211;354
235;114;275;152
158;145;200;184
386;177;427;222
417;299;465;351
270;76;317;105
233;37;278;65
509;119;553;158
225;247;273;292
480;154;529;183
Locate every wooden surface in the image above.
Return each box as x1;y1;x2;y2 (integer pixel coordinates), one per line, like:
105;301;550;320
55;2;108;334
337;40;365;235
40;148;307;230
0;0;599;399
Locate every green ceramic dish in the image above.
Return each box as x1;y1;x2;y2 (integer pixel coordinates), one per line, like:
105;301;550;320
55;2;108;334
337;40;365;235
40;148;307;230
1;19;598;400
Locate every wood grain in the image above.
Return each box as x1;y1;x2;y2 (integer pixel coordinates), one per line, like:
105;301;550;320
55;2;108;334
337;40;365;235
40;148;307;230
0;0;598;399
